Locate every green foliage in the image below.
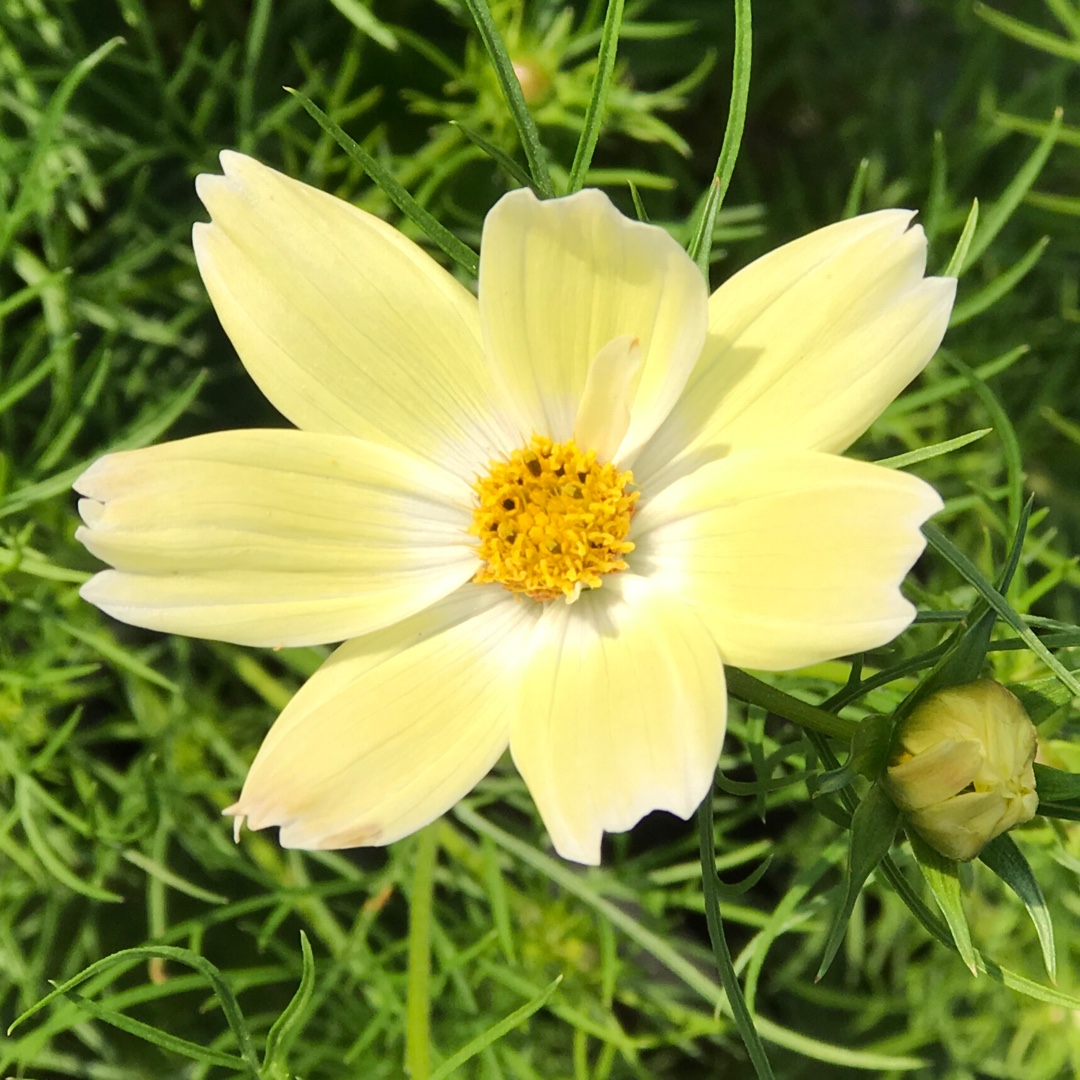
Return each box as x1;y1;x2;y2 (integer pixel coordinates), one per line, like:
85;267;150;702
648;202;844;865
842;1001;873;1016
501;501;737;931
3;0;1080;1077
817;783;900;981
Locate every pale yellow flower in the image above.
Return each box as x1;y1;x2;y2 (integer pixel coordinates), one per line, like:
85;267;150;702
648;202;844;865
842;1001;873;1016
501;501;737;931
75;153;954;863
884;680;1039;861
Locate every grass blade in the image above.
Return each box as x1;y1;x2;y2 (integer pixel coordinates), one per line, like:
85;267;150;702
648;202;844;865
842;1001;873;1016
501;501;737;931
949;236;1049;327
450;121;536;190
817;783;900;980
942;199;979;277
456;803;927;1071
960;107;1061;271
429;976;562;1080
288;90;480;276
59;989;246;1069
567;0;626;193
923;523;1080;698
9;945;261;1078
942;354;1025;531
262;933;317;1078
685;0;750;274
0;37;125;258
326;0;400;50
974;2;1080;60
874;428;991;469
405;825;439;1080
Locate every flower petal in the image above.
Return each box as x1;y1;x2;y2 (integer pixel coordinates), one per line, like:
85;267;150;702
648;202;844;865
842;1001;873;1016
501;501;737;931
634;450;942;670
479;188;707;462
886;739;983;811
907;792;1010;862
510;576;726;865
229;586;536;849
75;429;478;647
193;152;518;474
634;211;955;491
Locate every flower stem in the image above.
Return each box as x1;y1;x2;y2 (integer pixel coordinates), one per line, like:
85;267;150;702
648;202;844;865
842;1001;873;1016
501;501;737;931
725;668;857;740
697;794;775;1080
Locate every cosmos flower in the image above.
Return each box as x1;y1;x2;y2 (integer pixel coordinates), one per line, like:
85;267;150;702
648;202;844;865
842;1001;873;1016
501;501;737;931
75;153;954;864
884;680;1039;861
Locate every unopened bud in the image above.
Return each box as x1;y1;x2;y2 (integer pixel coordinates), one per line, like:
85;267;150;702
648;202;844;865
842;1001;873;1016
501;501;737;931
883;680;1038;862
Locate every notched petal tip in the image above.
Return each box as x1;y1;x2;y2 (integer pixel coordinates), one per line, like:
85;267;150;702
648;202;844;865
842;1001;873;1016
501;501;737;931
927;272;958;311
194;171;235;214
77;569;113;607
234;782;404;851
191;218;211;251
195;152;275;221
218;148;252;174
75;499;104;529
222;804;245;843
486;184;696;273
72;453;114;498
861;207;919;236
550;831;602;866
512;587;726;866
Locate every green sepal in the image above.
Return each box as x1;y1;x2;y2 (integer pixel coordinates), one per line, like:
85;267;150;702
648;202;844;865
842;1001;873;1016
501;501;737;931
1010;677;1076;726
980;833;1056;982
849;713;893;779
815;763;858;795
909;832;977;975
1033;762;1080;804
817;782;900;981
1030;763;1080;821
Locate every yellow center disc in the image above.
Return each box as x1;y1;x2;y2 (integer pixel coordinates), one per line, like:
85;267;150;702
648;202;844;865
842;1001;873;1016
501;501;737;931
470;435;638;601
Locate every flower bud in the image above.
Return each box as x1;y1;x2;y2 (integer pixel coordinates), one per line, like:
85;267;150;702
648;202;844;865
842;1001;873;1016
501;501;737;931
511;57;553;104
883;679;1038;861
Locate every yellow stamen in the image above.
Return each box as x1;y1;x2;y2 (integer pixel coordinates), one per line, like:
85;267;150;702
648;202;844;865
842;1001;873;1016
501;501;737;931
470;435;638;602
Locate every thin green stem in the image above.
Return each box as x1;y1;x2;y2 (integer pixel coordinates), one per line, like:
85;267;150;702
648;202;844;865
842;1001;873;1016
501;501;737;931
687;0;751;272
460;0;555;198
697;796;775;1080
288;91;480;276
567;0;626;192
725;668;857;740
712;0;752;208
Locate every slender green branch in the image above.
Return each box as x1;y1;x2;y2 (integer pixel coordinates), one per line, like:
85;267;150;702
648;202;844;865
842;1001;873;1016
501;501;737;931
697;796;775;1080
726;668;857;740
686;0;751;273
288;90;480;276
567;0;626;192
712;0;752;209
